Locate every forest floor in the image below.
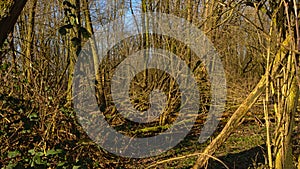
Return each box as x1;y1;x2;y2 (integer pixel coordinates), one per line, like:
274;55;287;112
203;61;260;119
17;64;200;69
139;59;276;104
122;104;300;169
99;105;299;169
1;92;300;168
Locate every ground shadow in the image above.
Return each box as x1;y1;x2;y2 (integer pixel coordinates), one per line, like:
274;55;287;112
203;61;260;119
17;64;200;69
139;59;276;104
207;144;266;169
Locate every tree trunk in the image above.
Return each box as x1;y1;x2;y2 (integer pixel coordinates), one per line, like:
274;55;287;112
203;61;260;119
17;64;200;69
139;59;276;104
0;0;27;48
82;0;106;111
66;0;81;106
24;0;38;83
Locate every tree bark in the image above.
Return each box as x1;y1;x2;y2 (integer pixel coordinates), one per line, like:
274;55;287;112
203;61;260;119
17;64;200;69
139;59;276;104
24;0;38;83
82;0;106;111
0;0;27;48
66;0;82;106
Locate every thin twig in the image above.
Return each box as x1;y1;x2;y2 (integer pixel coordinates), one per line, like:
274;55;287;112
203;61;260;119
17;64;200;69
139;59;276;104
145;152;229;169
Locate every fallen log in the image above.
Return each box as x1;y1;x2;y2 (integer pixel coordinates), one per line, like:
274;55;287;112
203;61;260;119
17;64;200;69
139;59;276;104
193;36;292;168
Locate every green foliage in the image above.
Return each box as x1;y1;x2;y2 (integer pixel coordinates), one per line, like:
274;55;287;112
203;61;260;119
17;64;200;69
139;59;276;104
59;0;91;50
4;148;66;168
7;150;21;158
64;24;73;29
63;0;76;9
58;27;67;36
71;37;81;47
79;27;91;39
58;24;73;36
45;149;63;156
0;62;10;71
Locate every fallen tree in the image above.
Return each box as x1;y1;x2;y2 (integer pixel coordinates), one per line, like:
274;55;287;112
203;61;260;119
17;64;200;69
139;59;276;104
193;35;292;168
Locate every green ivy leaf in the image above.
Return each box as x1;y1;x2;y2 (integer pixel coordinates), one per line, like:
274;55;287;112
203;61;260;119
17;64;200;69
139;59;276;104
35;151;44;156
33;154;46;165
64;24;73;29
6;161;18;168
71;37;81;47
59;27;67;36
80;27;91;39
29;112;38;120
63;1;76;9
0;62;10;70
64;8;72;16
8;150;20;158
28;149;35;155
58;161;66;167
46;149;63;156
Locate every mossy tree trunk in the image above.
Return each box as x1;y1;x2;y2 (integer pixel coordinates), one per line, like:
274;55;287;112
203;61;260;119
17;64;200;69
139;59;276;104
24;0;38;83
66;0;82;106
